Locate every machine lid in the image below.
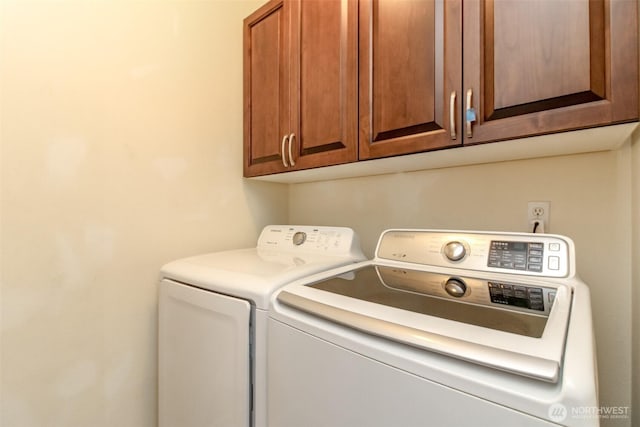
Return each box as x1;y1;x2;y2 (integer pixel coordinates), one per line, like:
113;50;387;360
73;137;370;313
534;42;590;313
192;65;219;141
276;265;572;382
160;225;364;309
162;252;365;311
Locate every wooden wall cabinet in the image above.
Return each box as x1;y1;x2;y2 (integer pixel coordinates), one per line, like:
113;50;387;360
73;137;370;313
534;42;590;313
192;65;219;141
360;0;638;160
245;0;638;176
462;0;638;146
359;0;463;159
244;0;357;177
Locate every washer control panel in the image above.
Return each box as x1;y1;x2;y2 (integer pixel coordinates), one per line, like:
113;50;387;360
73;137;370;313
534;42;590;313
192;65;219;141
376;229;573;278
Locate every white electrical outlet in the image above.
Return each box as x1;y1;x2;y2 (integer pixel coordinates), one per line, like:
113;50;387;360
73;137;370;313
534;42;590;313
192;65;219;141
527;201;550;233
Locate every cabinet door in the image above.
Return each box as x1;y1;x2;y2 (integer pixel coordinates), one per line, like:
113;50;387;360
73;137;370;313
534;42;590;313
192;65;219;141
244;0;290;177
463;0;638;144
288;0;358;169
359;0;462;160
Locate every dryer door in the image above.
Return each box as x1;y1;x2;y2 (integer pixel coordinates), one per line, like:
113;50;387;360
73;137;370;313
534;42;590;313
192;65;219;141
159;279;251;427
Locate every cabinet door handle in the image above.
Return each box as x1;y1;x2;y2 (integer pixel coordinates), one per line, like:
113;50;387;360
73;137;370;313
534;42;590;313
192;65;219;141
288;133;296;167
450;91;457;140
466;89;475;138
281;134;290;167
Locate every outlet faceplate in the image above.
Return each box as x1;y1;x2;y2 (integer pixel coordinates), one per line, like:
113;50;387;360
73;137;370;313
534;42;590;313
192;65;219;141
527;201;550;233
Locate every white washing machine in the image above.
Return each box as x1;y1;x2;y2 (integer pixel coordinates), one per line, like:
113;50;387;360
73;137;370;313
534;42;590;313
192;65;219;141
268;229;599;427
158;225;365;427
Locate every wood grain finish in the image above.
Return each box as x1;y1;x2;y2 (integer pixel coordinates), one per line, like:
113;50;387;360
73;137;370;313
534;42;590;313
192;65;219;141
359;0;462;160
290;0;358;168
487;0;604;117
464;0;638;144
374;0;434;134
244;0;357;177
244;0;289;176
298;1;343;152
245;0;638;177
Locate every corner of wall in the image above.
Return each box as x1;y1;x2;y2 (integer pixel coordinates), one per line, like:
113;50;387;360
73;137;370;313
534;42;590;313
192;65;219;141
243;179;290;232
631;126;640;427
629;11;640;421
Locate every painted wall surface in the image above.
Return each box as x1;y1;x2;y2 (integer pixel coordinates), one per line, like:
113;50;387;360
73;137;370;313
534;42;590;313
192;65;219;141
0;0;284;426
632;129;639;427
289;147;635;427
1;0;638;426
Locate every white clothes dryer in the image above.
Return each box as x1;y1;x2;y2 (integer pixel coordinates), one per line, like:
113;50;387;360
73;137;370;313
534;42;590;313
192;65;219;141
158;225;364;427
268;229;598;427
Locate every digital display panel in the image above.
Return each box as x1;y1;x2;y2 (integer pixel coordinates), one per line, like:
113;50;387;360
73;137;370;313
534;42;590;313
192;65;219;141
488;241;544;272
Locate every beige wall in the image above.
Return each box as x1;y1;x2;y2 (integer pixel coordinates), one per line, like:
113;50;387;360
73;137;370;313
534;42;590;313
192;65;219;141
290;145;635;427
632;129;639;427
0;0;285;426
1;0;638;426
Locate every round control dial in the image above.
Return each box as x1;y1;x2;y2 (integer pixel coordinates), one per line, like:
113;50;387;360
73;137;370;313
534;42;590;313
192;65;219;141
443;241;467;262
445;278;467;298
292;231;307;246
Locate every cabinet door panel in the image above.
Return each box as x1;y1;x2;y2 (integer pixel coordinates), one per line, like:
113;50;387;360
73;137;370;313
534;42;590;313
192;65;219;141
244;0;290;176
464;0;637;144
374;0;435;134
290;0;358;168
490;0;603;117
360;0;462;160
299;1;342;152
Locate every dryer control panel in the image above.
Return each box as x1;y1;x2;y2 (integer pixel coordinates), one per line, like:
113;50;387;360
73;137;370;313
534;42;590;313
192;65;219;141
376;230;573;278
258;225;364;257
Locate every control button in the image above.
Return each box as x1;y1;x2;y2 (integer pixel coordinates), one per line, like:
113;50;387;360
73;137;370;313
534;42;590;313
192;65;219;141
513;254;527;263
292;231;307;246
444;278;467;297
443;241;467;262
528;264;543;272
549;243;561;252
528;257;542;264
548;256;560;270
